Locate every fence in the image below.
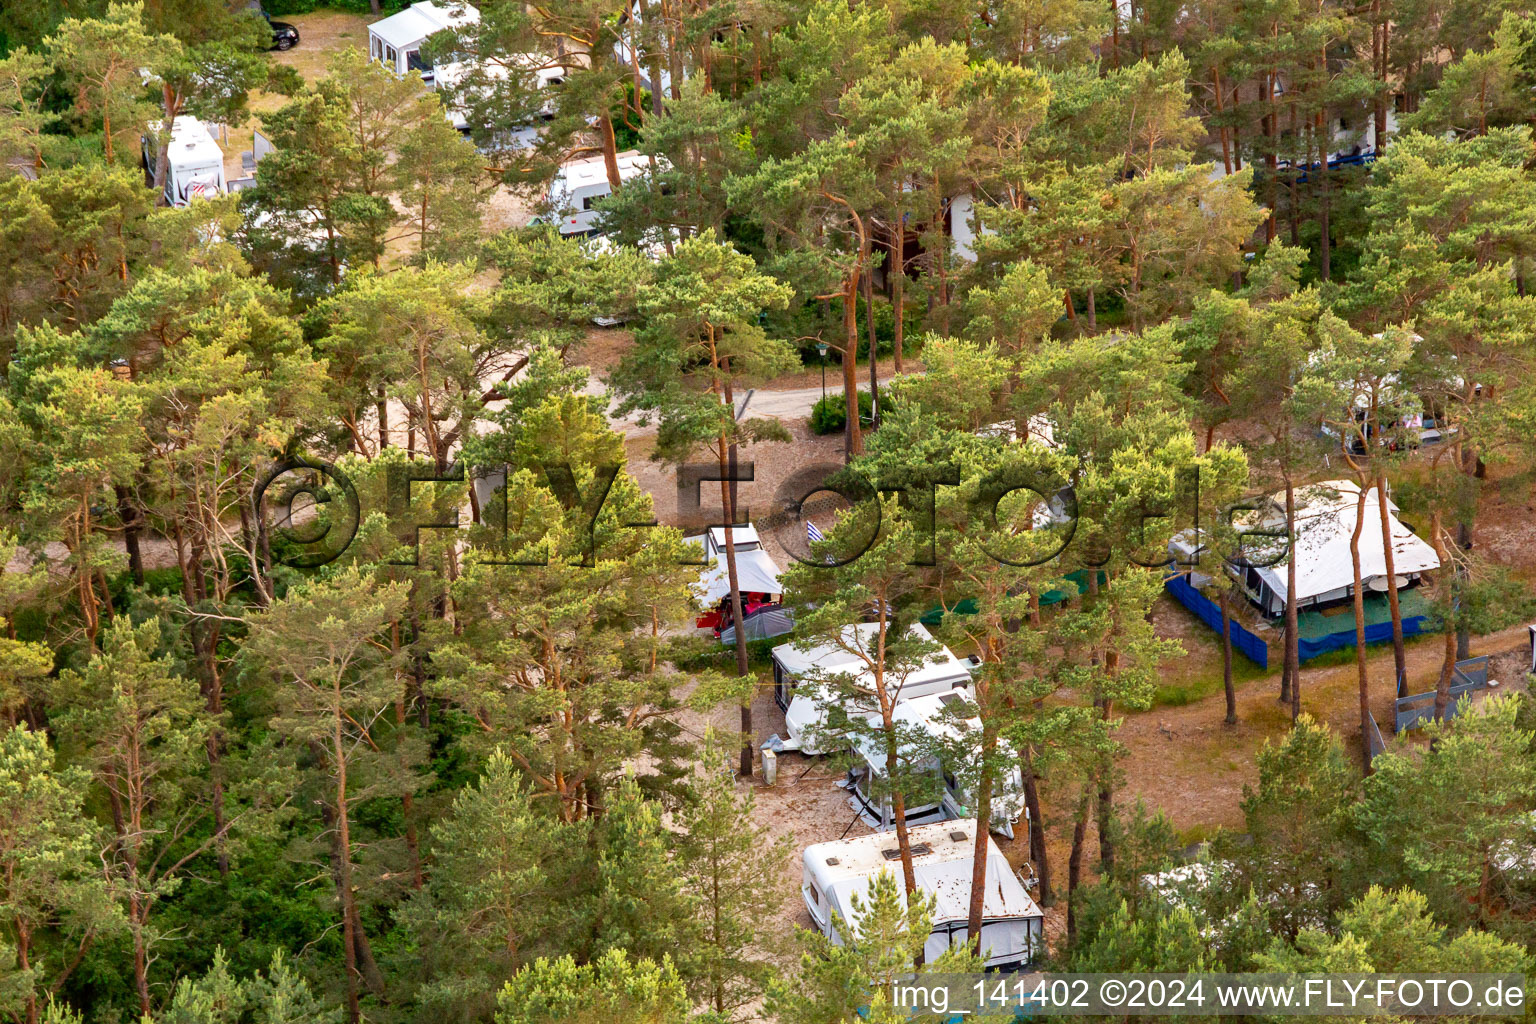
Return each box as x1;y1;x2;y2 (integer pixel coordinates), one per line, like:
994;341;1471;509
1366;712;1389;761
1297;613;1432;662
1164;575;1269;669
1393;655;1491;732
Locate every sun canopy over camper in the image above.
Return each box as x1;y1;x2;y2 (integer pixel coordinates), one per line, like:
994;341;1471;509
801;819;1043;969
1238;480;1440;616
692;524;782;605
689;524;793;643
368;1;478;77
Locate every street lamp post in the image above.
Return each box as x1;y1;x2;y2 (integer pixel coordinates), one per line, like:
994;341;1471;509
816;341;828;402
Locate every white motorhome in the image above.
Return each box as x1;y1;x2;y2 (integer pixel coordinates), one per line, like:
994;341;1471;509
432;55;562;140
143;117;227;207
536;150;650;236
770;622;975;756
367;1;478;79
846;692;1026;838
801;819;1044;970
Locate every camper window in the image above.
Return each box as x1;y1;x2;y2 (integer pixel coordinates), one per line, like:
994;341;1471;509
386;45;397;66
371;36;380;59
406;49;431;72
582;196;598;211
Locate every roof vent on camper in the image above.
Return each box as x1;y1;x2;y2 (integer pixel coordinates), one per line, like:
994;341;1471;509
824;856;840;866
885;843;930;860
949;830;968;843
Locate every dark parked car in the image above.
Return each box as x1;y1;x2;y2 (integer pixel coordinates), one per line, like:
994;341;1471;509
261;10;300;50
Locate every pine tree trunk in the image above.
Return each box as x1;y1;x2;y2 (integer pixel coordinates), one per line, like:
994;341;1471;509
718;439;752;777
1220;587;1236;725
1349;484;1372;772
117;485;144;586
863;267;880;425
891;248;905;372
842;269;863;460
967;726;995;953
1429;510;1456;721
1022;748;1051;905
1375;473;1408;693
1066;793;1089;945
1286;476;1301;722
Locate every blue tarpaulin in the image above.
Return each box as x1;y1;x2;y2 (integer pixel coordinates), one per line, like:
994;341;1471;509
1297;615;1431;662
1164;575;1269;669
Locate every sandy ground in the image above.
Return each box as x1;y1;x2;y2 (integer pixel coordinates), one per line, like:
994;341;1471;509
224;10;536;246
222;10;376;182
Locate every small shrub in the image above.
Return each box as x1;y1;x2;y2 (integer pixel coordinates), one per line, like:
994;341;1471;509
809;390;873;435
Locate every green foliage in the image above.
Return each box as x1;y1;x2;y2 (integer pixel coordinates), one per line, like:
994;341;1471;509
497;949;691;1024
6;1;1536;1020
767;869;981;1024
809;390;873;435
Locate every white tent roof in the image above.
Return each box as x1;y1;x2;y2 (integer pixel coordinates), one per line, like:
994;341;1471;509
688;522;780;603
1248;479;1440;605
804;819;1041;929
695;547;783;604
369;1;478;49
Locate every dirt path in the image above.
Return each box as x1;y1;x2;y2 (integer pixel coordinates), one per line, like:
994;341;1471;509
1117;620;1532;833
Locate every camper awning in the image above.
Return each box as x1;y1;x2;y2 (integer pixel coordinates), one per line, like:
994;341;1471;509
695;547;782;603
369;1;477;49
1247;480;1440;606
370;8;440;47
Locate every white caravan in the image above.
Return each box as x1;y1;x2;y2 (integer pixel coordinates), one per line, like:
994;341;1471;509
846;692;1027;838
143;117;227;207
432;55;563;140
800;819;1044;970
770;622;975;756
536;150;651;236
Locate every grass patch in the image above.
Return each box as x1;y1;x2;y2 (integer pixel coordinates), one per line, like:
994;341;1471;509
1154;654;1269;707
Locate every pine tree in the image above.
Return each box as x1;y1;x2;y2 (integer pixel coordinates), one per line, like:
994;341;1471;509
676;732;794;1019
609;230;796;775
0;726;120;1024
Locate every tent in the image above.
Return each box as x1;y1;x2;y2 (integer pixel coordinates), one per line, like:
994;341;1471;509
845;691;1025;837
800;820;1044;969
770;622;976;755
689;524;793;643
367;1;478;78
1237;480;1440;616
142;117;226;207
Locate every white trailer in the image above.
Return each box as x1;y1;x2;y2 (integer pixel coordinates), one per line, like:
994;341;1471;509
846;692;1027;838
800;819;1044;970
770;622;976;756
537;150;651;236
432;55;562;141
143;117;227;207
